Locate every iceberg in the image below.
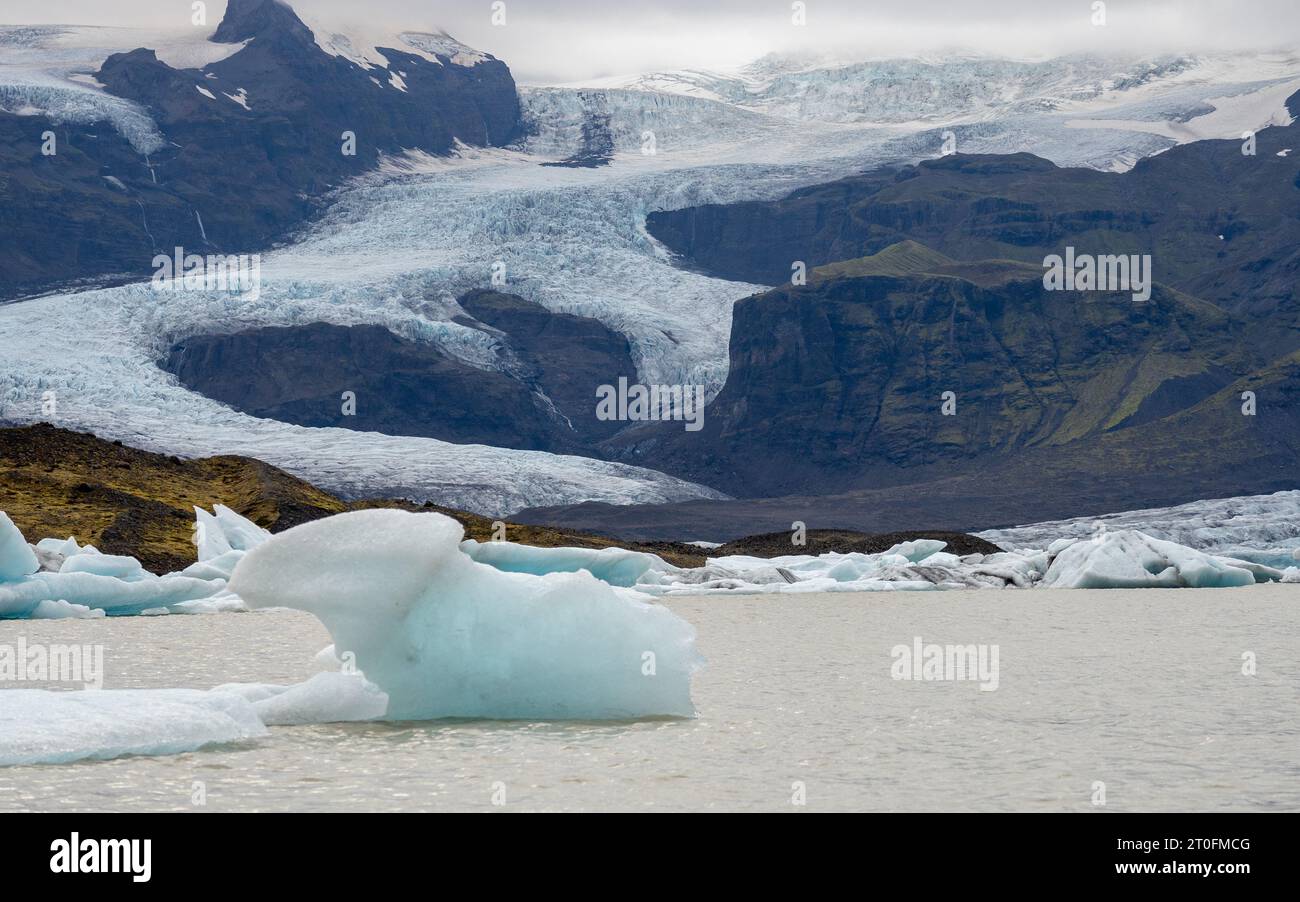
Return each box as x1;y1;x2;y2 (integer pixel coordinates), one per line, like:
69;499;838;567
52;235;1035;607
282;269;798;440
0;570;225;618
228;510;702;720
1042;530;1258;589
460;539;662;587
0;506;260;618
0;512;39;580
59;552;147;581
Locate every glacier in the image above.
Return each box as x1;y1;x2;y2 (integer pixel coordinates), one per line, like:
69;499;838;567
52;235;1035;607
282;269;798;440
0;23;253;154
4;43;1296;512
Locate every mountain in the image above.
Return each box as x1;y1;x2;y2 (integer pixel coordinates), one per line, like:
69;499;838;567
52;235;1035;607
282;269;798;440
603;244;1294;497
0;0;521;300
5;15;1297;521
646;95;1300;334
583;52;1212;124
514;101;1300;534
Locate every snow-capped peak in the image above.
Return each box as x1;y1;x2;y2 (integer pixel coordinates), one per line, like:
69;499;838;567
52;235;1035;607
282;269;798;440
289;4;489;71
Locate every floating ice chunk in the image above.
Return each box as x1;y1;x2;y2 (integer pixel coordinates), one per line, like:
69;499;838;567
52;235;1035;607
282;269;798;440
228;510;702;720
35;536;84;557
0;571;223;618
29;599;105;619
314;643;342;670
0;689;267;766
460;539;664;587
884;539;948;563
1213;557;1286;583
168;591;245;614
967;552;1043;588
194;507;232;561
194;505;271;562
1215;546;1300;570
59;552;147;581
181;550;245;582
213;505;272;552
1042;530;1257;589
0;512;39;581
214;673;389;726
1047;537;1077;556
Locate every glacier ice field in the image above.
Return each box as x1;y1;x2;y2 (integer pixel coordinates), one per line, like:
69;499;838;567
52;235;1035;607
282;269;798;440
3;46;1299;513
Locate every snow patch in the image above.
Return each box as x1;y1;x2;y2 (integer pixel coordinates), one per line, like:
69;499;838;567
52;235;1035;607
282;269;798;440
223;87;250;109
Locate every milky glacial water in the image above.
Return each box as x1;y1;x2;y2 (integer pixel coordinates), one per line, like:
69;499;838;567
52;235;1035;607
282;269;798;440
2;585;1297;812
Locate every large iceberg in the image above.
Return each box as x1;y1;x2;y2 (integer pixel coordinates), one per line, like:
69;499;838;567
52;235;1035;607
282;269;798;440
1041;530;1262;589
228;510;703;720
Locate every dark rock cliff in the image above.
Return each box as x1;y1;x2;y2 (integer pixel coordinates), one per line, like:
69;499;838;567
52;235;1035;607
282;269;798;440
0;0;522;299
161;291;637;453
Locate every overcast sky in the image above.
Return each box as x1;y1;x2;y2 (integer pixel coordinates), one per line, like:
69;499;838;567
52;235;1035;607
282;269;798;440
5;0;1299;83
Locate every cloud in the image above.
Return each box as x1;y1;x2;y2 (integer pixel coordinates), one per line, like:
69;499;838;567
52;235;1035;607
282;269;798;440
3;0;1298;83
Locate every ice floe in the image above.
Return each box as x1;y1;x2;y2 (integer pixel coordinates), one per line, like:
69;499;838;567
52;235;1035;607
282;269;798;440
0;688;268;766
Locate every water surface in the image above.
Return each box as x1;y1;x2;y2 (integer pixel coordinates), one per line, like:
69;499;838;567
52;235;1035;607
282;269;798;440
2;586;1297;811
